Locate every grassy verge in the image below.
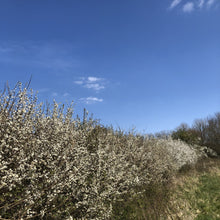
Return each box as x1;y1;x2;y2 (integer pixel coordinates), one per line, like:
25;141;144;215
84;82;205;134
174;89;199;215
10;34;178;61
169;158;220;220
111;182;172;220
112;158;220;220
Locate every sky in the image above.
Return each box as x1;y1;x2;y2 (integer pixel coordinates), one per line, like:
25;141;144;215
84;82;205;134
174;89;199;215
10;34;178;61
0;0;219;134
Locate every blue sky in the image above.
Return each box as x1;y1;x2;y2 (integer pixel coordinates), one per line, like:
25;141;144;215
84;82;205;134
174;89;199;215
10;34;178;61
0;0;219;133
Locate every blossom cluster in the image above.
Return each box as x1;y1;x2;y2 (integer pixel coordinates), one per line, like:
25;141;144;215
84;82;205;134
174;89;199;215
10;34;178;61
0;82;205;219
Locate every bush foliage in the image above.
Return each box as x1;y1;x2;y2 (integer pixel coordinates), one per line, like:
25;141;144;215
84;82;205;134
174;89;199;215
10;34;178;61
0;82;213;219
172;114;220;155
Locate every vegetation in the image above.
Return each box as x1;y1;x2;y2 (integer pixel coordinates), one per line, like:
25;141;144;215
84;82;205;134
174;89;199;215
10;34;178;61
172;123;201;145
172;113;220;155
0;81;219;219
169;158;220;220
112;158;220;220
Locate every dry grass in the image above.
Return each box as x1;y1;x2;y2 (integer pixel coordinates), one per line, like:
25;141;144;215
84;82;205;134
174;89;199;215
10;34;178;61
168;158;220;220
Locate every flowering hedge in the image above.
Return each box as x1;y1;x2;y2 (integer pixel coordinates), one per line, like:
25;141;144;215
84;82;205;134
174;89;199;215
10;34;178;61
0;82;205;219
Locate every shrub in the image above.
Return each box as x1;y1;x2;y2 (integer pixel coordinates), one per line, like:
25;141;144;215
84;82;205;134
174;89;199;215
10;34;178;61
193;114;220;155
172;123;201;145
0;81;204;219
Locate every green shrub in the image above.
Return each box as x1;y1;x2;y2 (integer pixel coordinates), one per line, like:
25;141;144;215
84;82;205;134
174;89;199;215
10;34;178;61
172;123;200;145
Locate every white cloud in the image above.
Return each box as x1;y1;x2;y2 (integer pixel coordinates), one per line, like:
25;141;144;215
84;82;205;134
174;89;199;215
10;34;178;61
63;92;69;97
207;0;216;8
74;80;83;85
183;2;194;12
74;76;106;91
198;0;205;8
52;92;58;97
84;83;105;90
168;0;218;12
87;76;102;82
169;0;182;9
80;97;103;104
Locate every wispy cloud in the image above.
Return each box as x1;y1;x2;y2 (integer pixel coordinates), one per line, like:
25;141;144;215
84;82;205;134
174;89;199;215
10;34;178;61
37;88;50;93
0;46;14;53
63;92;70;97
79;97;103;104
74;76;106;91
52;92;58;97
74;80;84;85
0;41;79;72
87;77;101;82
42;91;71;99
169;0;182;9
198;0;205;8
84;83;105;90
207;0;216;8
168;0;219;12
74;76;108;104
183;2;194;12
